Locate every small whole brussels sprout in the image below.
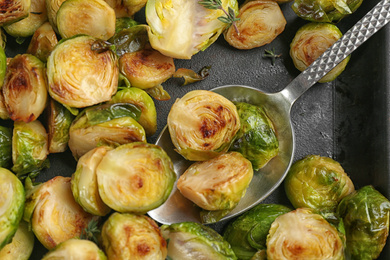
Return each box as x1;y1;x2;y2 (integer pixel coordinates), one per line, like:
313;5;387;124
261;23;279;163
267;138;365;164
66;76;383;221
3;54;48;122
290;22;350;83
224;0;286;50
230;102;279;170
101;212;167;260
56;0;116;40
0;221;34;260
284;155;354;214
0;168;25;250
292;0;363;23
266;208;344;260
96;142;176;214
46;35;118;108
42;238;107;260
168;90;240;161
71;146;112;216
0;126;12;168
68;102;145;159
146;0;239;59
337;185;390;260
177;151;253;223
161;221;237;260
223;204;291;260
0;0;30;26
23;176;95;250
26;22;58;63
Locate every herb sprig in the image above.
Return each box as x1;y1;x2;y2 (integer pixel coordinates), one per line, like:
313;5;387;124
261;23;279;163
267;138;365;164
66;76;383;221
198;0;239;34
263;48;282;66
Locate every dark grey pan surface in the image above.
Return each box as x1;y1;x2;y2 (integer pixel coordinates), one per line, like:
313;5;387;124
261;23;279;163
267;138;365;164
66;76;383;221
4;0;390;258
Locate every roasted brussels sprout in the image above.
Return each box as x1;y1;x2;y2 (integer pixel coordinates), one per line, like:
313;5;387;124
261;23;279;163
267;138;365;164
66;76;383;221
224;0;286;50
46;0;66;30
0;45;6;89
3;54;48;122
46;35;118;108
146;0;239;59
68;103;145;159
0;168;25;250
0;221;34;260
284;155;354;214
0;28;6;49
42;238;107;260
101;212;167;259
115;16;138;32
0;93;9;120
71;146;112;216
230;102;279;170
26;22;58;63
337;185;390;259
161;222;237;259
104;0;147;17
109;87;157;136
292;0;363;23
12;120;49;178
119;44;175;89
3;0;47;38
46;99;75;153
266;208;344;259
0;126;12;168
223;204;291;260
97;142;175;214
290;22;350;83
56;0;116;40
23;176;94;250
0;0;30;26
177;151;253;223
168;90;240;161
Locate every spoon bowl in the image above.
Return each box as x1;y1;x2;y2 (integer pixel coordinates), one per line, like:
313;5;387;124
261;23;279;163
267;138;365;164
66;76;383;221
148;0;390;225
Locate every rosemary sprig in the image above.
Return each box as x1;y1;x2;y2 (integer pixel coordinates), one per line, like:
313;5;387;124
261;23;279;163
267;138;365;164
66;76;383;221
80;217;100;244
263;48;282;66
198;0;240;34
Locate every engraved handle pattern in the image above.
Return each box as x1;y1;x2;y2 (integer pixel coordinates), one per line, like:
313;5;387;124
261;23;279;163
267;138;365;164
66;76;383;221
303;0;390;84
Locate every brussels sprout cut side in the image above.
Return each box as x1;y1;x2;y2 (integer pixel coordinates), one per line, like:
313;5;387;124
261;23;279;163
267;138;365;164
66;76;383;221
0;221;34;260
42;239;107;260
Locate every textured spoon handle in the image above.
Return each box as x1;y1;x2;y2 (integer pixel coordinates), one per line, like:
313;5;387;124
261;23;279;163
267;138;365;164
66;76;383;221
283;0;390;104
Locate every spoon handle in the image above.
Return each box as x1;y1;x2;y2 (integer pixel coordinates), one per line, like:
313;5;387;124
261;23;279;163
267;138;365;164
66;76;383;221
282;0;390;104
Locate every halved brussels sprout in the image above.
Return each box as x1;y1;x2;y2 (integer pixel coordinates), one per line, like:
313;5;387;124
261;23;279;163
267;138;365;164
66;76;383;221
0;28;6;49
146;0;239;59
0;168;25;250
3;54;48;122
161;222;237;260
101;212;167;259
224;0;286;50
168;90;240;161
42;238;107;260
24;176;94;250
109;87;157;136
177;151;253;223
46;35;118;108
0;126;12;168
0;45;6;89
46;0;66;31
337;185;390;259
3;0;47;38
26;22;58;63
292;0;363;23
223;204;291;260
97;142;175;214
284;155;354;214
0;221;34;260
71;146;112;216
104;0;147;17
230;102;279;170
266;208;344;259
119;44;175;89
0;0;30;26
68;103;145;159
0;93;9;119
46;98;75;153
56;0;116;40
290;22;350;83
12;120;49;179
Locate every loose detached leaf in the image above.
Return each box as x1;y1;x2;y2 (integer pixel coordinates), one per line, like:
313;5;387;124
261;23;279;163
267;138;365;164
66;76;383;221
173;66;211;86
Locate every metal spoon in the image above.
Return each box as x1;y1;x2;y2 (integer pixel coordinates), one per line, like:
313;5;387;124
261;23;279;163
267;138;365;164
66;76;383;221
148;0;390;225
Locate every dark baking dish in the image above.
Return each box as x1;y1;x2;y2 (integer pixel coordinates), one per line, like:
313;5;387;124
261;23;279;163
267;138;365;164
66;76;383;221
4;0;389;258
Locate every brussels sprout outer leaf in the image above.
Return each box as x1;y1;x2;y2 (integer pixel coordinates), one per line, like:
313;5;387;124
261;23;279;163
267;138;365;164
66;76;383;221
337;185;390;259
115;17;139;33
162;222;237;259
223;204;291;260
109;25;148;56
0;126;12;168
85;103;141;125
0;46;6;88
